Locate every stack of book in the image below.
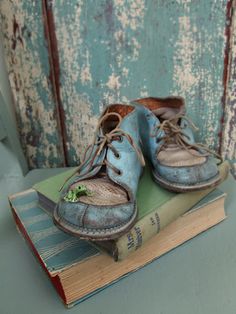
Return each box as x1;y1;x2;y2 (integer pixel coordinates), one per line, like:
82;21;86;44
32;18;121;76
9;162;229;307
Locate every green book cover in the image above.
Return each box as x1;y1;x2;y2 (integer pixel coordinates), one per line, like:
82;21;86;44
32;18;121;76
33;162;229;260
33;164;176;220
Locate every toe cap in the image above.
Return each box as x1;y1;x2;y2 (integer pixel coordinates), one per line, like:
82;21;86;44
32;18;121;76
155;157;219;186
54;200;136;231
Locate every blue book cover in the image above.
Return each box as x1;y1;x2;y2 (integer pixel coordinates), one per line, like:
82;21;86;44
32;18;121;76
9;189;100;274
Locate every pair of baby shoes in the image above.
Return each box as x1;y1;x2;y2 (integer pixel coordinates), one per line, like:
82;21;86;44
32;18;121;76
53;97;221;241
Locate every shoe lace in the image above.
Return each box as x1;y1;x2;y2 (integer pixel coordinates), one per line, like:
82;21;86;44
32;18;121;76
155;114;222;163
59;112;145;191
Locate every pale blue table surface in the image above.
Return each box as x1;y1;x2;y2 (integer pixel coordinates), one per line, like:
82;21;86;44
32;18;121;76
0;143;236;314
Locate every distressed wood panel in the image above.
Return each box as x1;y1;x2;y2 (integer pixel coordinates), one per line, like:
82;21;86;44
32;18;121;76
222;0;236;177
1;0;234;170
0;1;65;168
50;0;229;166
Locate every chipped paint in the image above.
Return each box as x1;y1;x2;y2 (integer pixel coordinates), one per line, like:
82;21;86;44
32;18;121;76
114;0;145;31
80;50;92;85
172;16;199;93
51;0;146;164
171;0;227;152
51;0;98;165
221;0;236;177
108;0;146;102
106;73;121;90
0;0;64;168
1;0;235;172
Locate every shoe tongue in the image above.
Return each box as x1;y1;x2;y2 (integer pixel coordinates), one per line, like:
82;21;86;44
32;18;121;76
101;114;122;134
98;113;122;178
153;105;186;149
152;105;185;120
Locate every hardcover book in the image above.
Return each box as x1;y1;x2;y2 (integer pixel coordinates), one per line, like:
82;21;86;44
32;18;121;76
9;186;226;307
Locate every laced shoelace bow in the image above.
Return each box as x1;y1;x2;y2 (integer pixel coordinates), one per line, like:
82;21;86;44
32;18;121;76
59;112;145;191
154;114;222;164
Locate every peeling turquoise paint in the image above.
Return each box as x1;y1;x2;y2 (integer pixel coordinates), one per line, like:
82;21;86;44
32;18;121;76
0;0;65;168
222;0;236;177
1;0;235;171
53;0;228;167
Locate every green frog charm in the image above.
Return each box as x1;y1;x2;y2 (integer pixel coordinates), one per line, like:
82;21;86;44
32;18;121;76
64;185;93;202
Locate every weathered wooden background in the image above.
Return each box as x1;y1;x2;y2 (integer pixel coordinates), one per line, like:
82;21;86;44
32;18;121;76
0;0;235;176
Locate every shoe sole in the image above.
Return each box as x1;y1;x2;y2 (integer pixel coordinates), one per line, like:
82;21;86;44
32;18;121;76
53;204;138;241
152;170;221;193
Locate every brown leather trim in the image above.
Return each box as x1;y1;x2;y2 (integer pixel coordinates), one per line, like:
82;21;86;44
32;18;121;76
106;104;134;117
135;97;184;110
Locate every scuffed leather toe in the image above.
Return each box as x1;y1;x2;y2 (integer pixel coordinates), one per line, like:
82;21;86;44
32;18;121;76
154;157;219;187
54;199;137;240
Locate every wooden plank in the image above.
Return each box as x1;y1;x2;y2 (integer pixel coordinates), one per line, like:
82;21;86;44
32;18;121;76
221;0;236;177
1;1;232;169
50;0;228;165
0;0;65;168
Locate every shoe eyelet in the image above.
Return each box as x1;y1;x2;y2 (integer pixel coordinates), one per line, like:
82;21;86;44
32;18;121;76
114;152;121;159
117;169;123;176
118;136;123;143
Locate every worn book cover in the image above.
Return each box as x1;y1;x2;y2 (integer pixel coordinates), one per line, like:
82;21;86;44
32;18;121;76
33;161;229;260
9;187;226;307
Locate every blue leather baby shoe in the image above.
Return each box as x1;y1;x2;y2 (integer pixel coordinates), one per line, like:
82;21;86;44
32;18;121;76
53;104;145;240
133;97;221;192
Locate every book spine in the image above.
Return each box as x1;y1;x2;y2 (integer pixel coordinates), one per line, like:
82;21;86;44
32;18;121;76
114;162;229;260
9;199;67;305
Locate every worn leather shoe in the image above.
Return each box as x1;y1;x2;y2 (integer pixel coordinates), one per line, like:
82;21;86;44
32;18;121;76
53;104;145;240
134;97;221;192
